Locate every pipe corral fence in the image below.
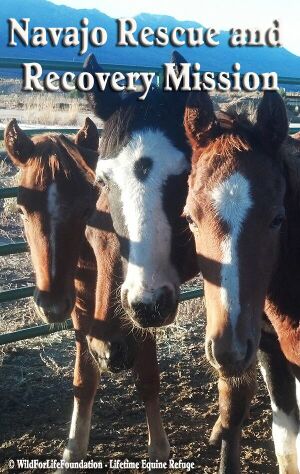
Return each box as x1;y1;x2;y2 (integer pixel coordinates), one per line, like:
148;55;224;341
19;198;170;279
0;58;299;346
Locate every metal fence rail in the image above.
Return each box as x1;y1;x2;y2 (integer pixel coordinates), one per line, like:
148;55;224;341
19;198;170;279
0;288;203;345
0;56;299;344
0;241;28;256
0;57;163;75
0;286;34;303
1;56;300;85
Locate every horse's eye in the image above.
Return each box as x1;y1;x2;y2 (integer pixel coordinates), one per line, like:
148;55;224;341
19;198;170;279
97;178;106;187
97;178;109;193
270;214;285;229
17;207;29;222
97;172;109;188
186;214;197;229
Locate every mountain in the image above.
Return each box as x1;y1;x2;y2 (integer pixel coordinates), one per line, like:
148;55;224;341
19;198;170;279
0;0;299;79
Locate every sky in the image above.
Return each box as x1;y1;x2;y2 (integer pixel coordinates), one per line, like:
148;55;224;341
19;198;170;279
50;0;300;56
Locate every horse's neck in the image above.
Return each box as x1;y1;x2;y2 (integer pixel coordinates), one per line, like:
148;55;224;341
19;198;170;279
73;182;104;313
265;159;300;364
72;237;97;332
179;239;199;284
277;155;300;261
85;189;123;326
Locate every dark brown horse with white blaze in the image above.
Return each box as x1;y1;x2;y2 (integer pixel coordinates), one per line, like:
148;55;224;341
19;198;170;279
84;52;198;330
5;119;170;465
184;90;300;473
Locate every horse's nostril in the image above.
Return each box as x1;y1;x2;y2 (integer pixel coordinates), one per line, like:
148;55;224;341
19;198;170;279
111;342;124;360
157;291;167;310
131;301;151;316
157;286;173;307
129;301;155;327
153;286;175;320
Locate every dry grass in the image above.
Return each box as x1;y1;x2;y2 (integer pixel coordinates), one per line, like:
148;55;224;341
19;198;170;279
0;79;96;127
2;197;17;217
0;151;17;185
21;93;81;126
0;159;9;176
0;159;19;217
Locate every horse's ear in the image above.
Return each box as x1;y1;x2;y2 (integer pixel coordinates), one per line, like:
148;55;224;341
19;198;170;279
5;119;35;167
256;91;288;153
75;117;99;151
168;51;190;112
184;91;217;148
83;54;121;121
171;51;188;76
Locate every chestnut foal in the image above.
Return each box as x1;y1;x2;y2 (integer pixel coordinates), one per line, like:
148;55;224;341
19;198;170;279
5;119;169;464
183;91;298;473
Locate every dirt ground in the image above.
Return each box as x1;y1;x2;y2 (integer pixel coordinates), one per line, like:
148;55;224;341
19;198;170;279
0;299;277;474
0;107;278;473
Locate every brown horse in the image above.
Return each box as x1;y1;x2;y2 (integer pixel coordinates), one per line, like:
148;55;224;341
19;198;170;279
5;118;98;322
5;119;169;465
260;131;300;474
183;90;298;473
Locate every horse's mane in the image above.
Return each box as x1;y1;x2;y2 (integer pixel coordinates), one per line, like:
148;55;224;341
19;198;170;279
196;99;259;161
26;133;96;186
222;98;260;136
222;98;257;125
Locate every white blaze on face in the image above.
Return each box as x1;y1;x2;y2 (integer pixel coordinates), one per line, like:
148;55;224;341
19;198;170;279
210;172;252;331
96;129;189;303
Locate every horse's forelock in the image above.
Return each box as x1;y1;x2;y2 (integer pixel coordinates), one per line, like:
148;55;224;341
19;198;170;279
25;134;96;185
190;99;270;168
57;135;96;183
100;88;188;159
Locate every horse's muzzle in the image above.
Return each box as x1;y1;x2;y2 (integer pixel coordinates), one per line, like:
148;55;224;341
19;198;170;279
89;339;136;373
205;337;256;377
122;286;178;328
34;289;74;323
